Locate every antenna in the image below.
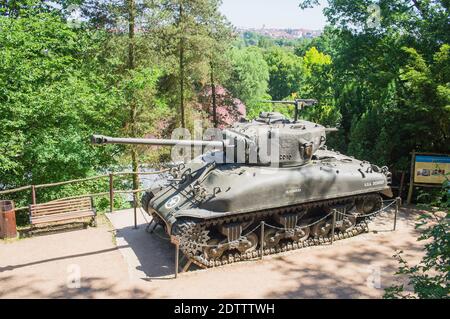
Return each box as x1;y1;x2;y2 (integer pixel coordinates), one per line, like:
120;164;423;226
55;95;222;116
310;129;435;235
260;99;317;122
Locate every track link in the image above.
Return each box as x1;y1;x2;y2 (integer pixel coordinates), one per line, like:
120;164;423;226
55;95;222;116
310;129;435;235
173;193;383;268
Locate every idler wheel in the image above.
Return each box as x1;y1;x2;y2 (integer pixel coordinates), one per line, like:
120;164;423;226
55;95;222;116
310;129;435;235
311;219;332;237
356;195;382;215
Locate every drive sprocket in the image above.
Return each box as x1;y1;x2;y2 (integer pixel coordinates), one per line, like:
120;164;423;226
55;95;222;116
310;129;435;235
173;220;210;257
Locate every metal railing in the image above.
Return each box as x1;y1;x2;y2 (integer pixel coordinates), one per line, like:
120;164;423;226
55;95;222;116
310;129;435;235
0;169;169;216
1;173;402;279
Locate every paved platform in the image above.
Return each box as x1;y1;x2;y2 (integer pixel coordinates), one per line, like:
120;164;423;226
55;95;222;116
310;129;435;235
105;208;176;280
0;207;425;298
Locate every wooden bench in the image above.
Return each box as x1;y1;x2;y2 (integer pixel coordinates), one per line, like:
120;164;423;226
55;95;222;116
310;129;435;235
29;197;96;228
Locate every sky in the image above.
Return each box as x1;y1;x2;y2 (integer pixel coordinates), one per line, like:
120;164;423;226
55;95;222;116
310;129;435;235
219;0;327;30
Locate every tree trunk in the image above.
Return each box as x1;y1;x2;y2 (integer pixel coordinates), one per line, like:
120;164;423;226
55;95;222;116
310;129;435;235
179;3;185;128
127;0;140;196
210;61;218;127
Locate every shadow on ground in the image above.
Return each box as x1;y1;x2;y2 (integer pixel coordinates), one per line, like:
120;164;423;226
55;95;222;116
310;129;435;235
0;247;125;273
0;274;152;298
0;206;424;298
261;208;424;298
111;206;424;295
113;221;177;278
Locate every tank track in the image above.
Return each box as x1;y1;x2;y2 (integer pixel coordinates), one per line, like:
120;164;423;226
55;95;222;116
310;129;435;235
173;193;383;268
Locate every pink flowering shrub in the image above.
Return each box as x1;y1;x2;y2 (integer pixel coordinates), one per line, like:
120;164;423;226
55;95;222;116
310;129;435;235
196;85;247;128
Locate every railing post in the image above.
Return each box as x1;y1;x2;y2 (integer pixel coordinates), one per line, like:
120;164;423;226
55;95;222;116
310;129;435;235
133;192;138;229
109;173;114;213
31;185;36;205
330;210;337;245
260;221;264;260
175;242;179;279
394;197;401;231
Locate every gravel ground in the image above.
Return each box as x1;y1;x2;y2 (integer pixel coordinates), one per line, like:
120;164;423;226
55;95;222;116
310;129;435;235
0;206;424;298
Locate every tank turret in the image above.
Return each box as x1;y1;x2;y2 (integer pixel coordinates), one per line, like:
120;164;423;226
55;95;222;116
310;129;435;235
92;100;331;166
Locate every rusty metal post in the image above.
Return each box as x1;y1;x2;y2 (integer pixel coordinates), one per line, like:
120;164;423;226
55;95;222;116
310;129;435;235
0;200;17;239
398;171;405;199
260;221;264;260
407;150;415;205
394;197;401;231
133;192;138;229
109;173;114;213
31;185;36;205
330;210;337;245
175;242;179;279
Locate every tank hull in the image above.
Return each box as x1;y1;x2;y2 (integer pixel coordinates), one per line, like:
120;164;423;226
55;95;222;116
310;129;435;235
144;149;392;235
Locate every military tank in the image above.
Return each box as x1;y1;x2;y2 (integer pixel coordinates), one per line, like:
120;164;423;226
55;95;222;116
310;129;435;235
92;99;393;267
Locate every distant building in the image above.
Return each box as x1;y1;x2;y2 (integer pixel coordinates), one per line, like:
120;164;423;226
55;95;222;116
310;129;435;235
238;28;322;40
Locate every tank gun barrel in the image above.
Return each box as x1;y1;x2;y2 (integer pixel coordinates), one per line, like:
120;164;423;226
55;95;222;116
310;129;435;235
91;135;225;148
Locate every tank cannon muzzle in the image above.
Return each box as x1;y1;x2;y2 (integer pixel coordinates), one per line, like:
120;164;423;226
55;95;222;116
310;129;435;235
91;135;108;145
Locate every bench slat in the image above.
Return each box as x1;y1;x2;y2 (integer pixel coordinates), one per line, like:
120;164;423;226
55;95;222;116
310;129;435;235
29;196;95;227
30;198;91;210
31;204;92;216
31;208;91;217
31;210;95;224
31;208;95;219
32;196;91;205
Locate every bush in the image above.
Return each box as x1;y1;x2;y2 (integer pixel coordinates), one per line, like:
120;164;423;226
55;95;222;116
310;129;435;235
384;177;449;299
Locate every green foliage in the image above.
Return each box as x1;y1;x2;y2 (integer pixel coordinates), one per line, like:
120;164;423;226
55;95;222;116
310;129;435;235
300;47;334;108
0;10;124;189
384;178;449;299
225;47;270;118
146;0;233;127
240;31;309;50
264;47;303;100
297;0;450;168
241;31;273;48
344;44;450;166
299;47;345;150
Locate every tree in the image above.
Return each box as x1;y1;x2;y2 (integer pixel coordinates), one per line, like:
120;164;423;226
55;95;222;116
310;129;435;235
206;12;234;127
225;47;270;118
297;0;450;168
148;0;231;128
195;85;246;128
299;46;345;150
0;2;124;189
264;47;304;100
303;0;450;56
70;0;172;167
126;0;140;198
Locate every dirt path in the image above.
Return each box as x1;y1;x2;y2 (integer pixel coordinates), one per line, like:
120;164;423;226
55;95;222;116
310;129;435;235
0;207;424;298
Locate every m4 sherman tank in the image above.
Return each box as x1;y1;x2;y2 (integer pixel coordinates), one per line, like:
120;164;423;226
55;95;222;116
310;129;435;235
92;99;393;267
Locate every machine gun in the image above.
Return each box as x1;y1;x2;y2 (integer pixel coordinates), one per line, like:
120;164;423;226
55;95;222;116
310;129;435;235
260;99;318;122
